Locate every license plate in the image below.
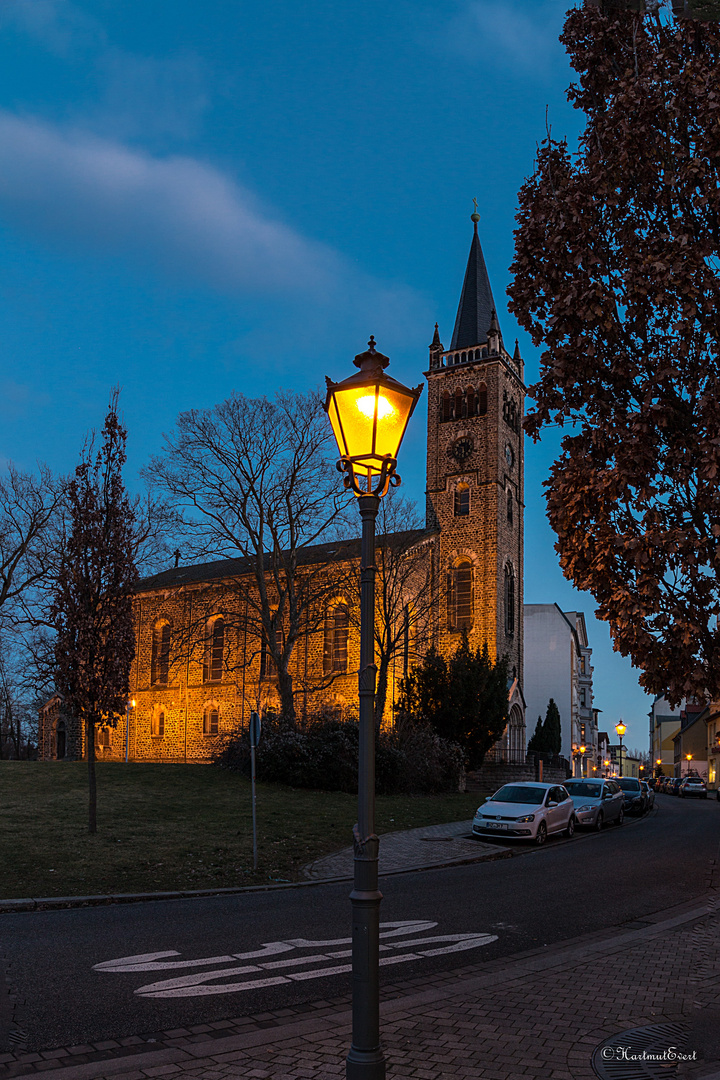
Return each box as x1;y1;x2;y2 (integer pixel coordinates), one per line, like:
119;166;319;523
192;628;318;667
488;822;508;830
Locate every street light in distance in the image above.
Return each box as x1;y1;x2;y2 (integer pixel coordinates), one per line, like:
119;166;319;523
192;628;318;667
325;336;422;1080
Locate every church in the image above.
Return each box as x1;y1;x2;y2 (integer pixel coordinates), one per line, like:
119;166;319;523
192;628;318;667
39;215;526;763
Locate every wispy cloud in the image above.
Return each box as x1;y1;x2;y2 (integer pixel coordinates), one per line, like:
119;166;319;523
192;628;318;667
0;112;346;296
0;112;426;348
0;0;104;55
444;1;567;77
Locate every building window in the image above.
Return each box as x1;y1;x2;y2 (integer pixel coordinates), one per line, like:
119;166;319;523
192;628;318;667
454;484;470;516
323;603;349;674
151;707;165;739
151;620;171;685
203;706;219;736
56;720;66;760
454;388;463;420
507;489;513;526
95;725;111;750
449;559;474;631
477;384;487;416
403;604;410;677
203;617;224;683
504;564;515;636
441;391;451;422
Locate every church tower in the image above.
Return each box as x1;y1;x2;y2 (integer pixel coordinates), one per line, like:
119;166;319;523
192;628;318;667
425;210;525;728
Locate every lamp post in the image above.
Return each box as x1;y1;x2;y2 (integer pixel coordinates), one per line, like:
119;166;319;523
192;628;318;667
125;698;136;763
686;753;693;776
578;745;586;778
615;721;626;777
325;337;422;1080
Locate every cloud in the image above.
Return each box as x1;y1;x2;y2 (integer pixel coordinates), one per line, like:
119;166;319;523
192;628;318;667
0;0;104;55
0;111;348;296
444;1;568;76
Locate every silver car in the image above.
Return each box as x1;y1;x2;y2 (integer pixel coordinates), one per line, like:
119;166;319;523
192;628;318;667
473;782;576;845
563;778;624;830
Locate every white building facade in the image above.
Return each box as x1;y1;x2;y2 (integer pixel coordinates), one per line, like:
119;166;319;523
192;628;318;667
523;604;596;775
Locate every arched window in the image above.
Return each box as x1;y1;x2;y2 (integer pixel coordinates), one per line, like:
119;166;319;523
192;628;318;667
56;720;66;760
477;384;488;416
95;725;111;750
507;488;514;527
203;705;219;736
504;564;515;636
151;620;171;685
448;559;474;631
151;706;165;739
203;617;224;682
466;387;476;417
323;603;349;674
441;390;451;422
454;388;463;420
454;483;470;517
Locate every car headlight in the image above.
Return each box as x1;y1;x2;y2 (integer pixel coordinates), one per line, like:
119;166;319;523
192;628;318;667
577;805;594;812
515;814;535;823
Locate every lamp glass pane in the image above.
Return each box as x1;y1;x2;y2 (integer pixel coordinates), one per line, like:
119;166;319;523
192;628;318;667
371;385;415;460
327;394;350;459
332;384;378;461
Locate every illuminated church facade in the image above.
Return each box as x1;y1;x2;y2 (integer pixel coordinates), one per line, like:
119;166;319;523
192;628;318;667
39;218;526;763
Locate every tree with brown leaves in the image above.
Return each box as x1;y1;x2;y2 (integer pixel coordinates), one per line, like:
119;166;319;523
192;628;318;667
52;392;138;832
508;3;720;705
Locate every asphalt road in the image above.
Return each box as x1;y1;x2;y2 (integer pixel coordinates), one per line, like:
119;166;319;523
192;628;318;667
2;793;718;1052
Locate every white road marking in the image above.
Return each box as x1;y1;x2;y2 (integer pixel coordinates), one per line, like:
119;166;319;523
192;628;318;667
93;920;498;999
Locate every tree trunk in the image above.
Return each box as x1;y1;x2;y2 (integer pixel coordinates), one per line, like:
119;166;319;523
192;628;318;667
374;655;389;732
276;664;296;724
87;716;97;834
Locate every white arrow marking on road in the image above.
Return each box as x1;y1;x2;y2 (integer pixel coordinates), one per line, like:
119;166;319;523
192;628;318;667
93;921;498;999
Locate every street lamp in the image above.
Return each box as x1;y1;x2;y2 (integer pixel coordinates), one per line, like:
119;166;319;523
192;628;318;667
325;337;422;1080
578;745;586;778
125;698;136;763
686;753;693;776
615;721;626;777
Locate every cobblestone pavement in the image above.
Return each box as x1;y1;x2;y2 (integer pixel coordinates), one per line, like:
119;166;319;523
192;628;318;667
2;882;719;1080
302;820;509;880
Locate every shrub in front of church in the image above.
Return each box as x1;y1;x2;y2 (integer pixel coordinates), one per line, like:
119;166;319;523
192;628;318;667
213;712;464;795
395;631;509;769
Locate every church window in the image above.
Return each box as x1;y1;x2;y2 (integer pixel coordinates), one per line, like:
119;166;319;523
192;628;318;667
323;603;349;674
449;559;474;631
466;387;476;417
441;391;451;422
504;565;515;636
477;385;487;416
203;706;219;736
95;725;111;750
151;707;165;739
461;351;467;364
507;489;513;526
454;388;463;420
56;720;66;760
454;484;470;517
402;604;411;677
151;620;171;685
203;616;224;682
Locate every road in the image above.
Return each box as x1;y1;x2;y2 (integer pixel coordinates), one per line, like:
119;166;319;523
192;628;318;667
2;793;718;1053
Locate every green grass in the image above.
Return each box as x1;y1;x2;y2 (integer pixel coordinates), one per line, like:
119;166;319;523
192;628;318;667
0;762;486;899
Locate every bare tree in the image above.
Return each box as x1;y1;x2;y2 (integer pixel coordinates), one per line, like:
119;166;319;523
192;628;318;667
145;391;354;722
52;392;138;833
0;463;64;630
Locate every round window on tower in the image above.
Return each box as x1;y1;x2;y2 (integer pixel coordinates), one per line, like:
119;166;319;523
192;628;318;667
505;443;515;470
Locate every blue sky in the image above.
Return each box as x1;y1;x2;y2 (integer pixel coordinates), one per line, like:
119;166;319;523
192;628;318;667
0;0;654;750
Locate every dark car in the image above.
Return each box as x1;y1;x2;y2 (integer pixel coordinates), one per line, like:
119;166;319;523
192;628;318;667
679;777;707;799
617;777;647;814
666;777;681;795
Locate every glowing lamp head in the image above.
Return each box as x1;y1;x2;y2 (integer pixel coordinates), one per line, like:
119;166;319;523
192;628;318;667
686;754;693;761
615;721;627;738
324;337;423;495
579;745;586;754
131;699;136;708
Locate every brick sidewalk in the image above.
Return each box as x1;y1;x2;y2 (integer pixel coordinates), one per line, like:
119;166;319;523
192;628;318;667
302;820;508;880
3;887;719;1080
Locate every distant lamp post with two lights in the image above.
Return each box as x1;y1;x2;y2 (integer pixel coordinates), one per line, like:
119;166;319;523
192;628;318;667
615;721;627;777
324;336;423;1080
578;745;587;777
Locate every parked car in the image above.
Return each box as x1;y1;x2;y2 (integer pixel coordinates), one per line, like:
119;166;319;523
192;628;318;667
640;780;655;809
679;777;707;799
563;778;624;830
473;782;576;845
617;777;647;814
665;777;681;795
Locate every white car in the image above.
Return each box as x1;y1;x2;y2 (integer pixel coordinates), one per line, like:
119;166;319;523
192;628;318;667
473;782;576;845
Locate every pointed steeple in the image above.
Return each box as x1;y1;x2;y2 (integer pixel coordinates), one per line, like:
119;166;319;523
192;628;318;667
428;322;444;370
513;338;522;363
449;208;498;352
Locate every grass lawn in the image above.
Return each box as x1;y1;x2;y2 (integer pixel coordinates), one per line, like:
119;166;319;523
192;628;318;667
0;762;487;899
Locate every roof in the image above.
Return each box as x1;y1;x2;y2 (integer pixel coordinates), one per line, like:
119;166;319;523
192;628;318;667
136;528;433;594
449;222;498;351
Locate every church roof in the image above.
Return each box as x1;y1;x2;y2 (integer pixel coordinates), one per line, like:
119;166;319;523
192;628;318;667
449;222;498;351
137;528;434;593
